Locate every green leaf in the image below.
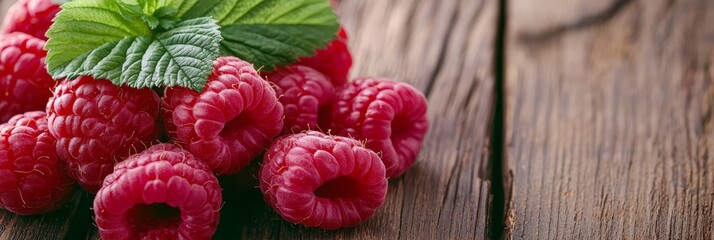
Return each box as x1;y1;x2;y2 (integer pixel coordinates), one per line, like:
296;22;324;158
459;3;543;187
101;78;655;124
116;0;144;20
51;0;72;4
154;6;178;19
46;0;151;72
183;0;339;70
128;0;175;15
140;14;161;29
124;17;221;90
46;0;338;91
114;0;179;30
48;17;222;91
173;0;199;17
220;24;336;70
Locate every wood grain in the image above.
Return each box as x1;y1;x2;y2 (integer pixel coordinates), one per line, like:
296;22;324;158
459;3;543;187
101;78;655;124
212;0;499;239
0;0;10;19
0;192;92;240
0;0;499;239
504;0;714;238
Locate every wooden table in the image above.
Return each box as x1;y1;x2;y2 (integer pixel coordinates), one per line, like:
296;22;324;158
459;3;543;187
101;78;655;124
1;0;713;239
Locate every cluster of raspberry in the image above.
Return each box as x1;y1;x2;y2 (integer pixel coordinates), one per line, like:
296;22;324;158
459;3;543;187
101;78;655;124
0;0;428;238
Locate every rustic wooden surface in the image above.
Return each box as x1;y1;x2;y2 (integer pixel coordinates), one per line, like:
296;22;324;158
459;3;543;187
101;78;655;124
6;0;714;239
213;0;498;239
504;0;714;239
0;0;498;239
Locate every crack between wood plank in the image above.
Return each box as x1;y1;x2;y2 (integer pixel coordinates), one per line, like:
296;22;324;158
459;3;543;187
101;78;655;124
489;0;508;238
64;192;94;240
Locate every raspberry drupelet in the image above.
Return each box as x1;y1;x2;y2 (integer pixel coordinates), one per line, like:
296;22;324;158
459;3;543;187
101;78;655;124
264;65;335;134
260;131;388;229
46;76;161;194
162;56;284;175
326;77;429;177
93;144;222;240
0;32;55;123
0;111;74;215
0;0;60;40
295;27;352;87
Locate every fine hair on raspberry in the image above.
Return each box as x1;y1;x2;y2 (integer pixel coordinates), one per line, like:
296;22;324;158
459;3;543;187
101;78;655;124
326;77;429;177
162;56;284;175
0;111;74;215
295;27;352;87
46;76;161;193
0;32;55;123
264;65;335;134
260;131;388;229
93;144;222;240
0;0;60;40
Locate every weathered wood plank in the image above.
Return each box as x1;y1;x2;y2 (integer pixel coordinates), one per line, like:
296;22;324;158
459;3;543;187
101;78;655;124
0;191;92;240
0;0;499;239
0;0;11;19
505;0;714;238
211;0;499;239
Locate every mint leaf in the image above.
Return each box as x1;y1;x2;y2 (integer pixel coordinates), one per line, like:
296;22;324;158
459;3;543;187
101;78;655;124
116;0;144;20
114;0;179;30
47;5;221;91
140;14;161;29
154;6;178;19
220;24;336;69
46;0;151;71
121;0;172;15
51;0;72;4
173;0;199;17
123;17;221;90
46;0;338;90
182;0;339;71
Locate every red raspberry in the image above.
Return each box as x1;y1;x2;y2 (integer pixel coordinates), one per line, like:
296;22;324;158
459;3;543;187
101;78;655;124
162;56;284;175
259;131;387;229
326;78;429;177
0;32;55;123
264;65;335;134
295;27;352;86
94;144;222;240
0;0;60;40
47;76;161;194
0;111;74;215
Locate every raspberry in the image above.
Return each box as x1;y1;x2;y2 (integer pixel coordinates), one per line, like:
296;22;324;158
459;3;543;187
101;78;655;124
326;78;429;177
0;111;74;215
94;144;222;240
0;32;55;123
0;0;60;40
259;131;387;229
47;76;161;193
162;56;284;175
295;27;352;86
264;65;335;134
